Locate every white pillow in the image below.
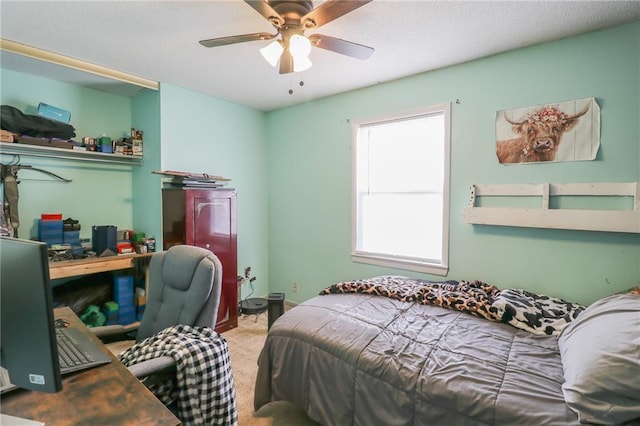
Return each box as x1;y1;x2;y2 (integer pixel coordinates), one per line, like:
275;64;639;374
558;293;640;424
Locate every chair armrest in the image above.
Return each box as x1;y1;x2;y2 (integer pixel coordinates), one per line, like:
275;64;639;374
90;325;137;342
91;324;126;338
128;356;176;380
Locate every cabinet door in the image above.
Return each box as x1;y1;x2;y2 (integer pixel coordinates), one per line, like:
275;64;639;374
188;191;238;332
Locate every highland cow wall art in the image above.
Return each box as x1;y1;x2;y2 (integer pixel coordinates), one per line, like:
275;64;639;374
495;97;600;164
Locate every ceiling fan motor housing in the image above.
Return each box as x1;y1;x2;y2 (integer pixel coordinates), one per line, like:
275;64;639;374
269;1;315;25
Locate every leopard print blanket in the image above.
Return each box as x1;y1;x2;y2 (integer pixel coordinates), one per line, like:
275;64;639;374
320;276;502;321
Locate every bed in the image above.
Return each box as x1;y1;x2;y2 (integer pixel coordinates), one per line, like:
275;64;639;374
254;277;640;425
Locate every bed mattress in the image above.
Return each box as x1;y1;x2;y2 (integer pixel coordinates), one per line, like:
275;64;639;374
254;293;580;425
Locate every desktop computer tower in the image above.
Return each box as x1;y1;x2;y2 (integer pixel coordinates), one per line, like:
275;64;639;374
267;292;285;330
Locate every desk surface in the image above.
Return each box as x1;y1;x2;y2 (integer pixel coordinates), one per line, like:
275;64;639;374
0;307;180;426
49;253;153;280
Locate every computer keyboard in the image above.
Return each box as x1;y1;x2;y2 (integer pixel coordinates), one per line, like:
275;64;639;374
56;328;95;368
55;327;111;374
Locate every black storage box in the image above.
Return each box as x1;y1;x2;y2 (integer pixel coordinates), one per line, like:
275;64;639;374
92;225;117;257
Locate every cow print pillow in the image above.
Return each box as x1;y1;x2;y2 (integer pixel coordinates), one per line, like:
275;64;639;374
491;288;585;336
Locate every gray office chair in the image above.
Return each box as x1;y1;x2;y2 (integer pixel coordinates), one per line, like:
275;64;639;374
92;244;223;380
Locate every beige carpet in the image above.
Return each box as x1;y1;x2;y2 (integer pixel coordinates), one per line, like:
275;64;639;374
222;312;320;426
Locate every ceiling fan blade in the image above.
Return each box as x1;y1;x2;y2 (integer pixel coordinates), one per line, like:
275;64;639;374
308;34;374;60
279;49;294;74
199;32;276;48
301;0;372;29
244;0;284;27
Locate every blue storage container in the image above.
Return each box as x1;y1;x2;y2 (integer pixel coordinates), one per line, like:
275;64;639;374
37;102;71;123
118;305;136;325
63;230;81;246
38;219;63;246
113;275;134;307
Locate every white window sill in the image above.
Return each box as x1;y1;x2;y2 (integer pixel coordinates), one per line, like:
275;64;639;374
351;253;448;276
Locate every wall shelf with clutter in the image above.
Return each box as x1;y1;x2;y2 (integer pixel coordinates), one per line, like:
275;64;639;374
463;182;640;234
0;142;143;165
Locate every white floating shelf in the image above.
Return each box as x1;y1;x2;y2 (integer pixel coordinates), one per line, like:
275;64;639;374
0;143;142;165
463;182;640;234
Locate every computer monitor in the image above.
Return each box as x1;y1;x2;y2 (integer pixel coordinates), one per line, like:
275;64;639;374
0;236;62;393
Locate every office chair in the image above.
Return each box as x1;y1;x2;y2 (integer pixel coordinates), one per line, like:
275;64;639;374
92;244;223;380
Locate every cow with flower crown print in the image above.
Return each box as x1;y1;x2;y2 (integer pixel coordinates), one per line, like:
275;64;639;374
496;103;591;163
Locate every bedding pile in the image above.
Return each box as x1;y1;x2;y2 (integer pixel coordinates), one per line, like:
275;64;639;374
255;293;582;425
320;276;585;335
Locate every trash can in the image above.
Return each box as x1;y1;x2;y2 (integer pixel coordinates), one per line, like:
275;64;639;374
267;292;285;330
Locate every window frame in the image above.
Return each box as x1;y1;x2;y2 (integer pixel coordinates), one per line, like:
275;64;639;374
350;103;451;275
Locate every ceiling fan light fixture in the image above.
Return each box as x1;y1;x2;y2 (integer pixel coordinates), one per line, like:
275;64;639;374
293;55;312;72
260;40;284;67
289;34;312;72
289;34;311;58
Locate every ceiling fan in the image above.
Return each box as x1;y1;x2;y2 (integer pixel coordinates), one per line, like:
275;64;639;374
199;0;374;74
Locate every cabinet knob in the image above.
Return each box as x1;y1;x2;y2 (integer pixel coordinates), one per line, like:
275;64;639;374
206;243;210;248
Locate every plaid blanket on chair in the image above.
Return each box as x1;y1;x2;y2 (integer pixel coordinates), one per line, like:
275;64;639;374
119;325;238;426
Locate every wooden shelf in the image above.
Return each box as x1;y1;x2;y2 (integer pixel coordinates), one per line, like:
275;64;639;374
463;182;640;234
0;142;143;165
49;253;152;280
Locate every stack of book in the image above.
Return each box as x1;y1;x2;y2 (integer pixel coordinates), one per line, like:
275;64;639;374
153;170;230;188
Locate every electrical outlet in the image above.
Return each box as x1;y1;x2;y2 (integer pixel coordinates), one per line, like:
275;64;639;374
292;282;298;293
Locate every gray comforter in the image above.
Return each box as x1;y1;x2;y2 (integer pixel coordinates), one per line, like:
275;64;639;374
254;293;580;425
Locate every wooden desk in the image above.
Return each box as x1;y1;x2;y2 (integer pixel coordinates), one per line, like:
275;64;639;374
49;253;153;280
0;307;180;426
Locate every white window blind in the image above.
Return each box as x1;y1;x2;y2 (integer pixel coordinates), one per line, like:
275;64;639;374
351;104;450;275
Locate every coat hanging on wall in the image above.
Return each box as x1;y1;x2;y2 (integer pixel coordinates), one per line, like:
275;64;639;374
0;162;71;237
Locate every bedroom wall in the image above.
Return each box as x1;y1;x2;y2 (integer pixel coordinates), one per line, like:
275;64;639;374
265;22;640;306
157;84;270;300
131;88;162;240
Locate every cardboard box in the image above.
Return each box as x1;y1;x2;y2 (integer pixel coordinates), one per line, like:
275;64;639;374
0;130;14;143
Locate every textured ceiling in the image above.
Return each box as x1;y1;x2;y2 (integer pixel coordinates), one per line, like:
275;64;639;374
1;1;639;112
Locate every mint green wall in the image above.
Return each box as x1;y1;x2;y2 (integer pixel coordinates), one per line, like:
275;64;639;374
266;22;640;306
158;84;269;299
132;89;162;241
0;69;135;240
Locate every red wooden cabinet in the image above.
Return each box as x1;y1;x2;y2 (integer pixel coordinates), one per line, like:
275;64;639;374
162;188;238;332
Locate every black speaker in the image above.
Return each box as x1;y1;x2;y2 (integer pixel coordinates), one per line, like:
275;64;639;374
267;292;285;330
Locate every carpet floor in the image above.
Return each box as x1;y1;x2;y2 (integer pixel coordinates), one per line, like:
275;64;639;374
222;312;320;426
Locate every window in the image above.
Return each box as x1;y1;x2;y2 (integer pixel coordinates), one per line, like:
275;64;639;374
351;104;451;275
